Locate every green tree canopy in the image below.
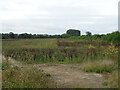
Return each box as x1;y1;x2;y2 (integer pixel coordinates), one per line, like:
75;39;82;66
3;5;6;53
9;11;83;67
86;31;92;36
66;29;81;36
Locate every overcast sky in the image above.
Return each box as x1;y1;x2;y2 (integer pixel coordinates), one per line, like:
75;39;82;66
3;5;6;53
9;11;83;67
0;0;119;35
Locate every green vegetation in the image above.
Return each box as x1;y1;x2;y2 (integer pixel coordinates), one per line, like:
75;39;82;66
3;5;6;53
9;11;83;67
66;29;81;36
2;60;10;70
2;30;119;88
1;32;70;39
80;60;115;73
3;39;118;64
102;70;118;88
1;31;120;46
84;66;113;73
70;31;120;46
2;58;55;88
106;71;118;88
86;31;92;36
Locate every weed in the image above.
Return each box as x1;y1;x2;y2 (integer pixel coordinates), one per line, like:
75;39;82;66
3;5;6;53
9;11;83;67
2;59;55;88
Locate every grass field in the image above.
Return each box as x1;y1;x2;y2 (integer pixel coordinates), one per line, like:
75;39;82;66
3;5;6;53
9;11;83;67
2;39;118;63
2;39;119;88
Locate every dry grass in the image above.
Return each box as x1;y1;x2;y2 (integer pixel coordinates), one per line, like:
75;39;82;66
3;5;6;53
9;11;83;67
103;70;118;88
80;60;115;73
2;58;56;88
3;39;118;64
81;60;114;68
108;70;118;88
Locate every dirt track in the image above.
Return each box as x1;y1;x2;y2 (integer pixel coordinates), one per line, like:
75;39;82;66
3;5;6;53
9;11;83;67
6;57;108;88
35;64;107;88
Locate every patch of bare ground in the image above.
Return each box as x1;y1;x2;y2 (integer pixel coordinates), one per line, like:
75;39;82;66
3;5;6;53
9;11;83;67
35;64;108;88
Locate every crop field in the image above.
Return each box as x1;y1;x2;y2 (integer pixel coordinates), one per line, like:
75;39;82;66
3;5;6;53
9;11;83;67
2;38;119;88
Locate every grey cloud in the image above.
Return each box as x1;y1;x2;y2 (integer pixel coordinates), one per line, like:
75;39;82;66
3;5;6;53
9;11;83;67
0;0;118;35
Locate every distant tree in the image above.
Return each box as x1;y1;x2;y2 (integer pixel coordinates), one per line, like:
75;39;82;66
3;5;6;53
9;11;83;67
18;33;33;38
9;32;15;38
66;29;81;36
86;31;92;36
92;34;101;39
61;34;71;38
0;33;2;39
52;35;61;38
102;31;120;46
14;34;18;38
2;34;9;39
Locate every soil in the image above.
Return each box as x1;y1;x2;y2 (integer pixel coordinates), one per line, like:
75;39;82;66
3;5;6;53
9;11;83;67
35;64;108;88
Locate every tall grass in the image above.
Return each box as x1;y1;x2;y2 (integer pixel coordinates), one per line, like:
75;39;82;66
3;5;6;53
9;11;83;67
80;60;116;73
2;39;118;64
2;39;57;49
102;70;118;88
2;58;56;88
2;47;106;64
2;39;119;88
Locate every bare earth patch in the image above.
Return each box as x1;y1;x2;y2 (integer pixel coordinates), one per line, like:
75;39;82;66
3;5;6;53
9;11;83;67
35;64;108;88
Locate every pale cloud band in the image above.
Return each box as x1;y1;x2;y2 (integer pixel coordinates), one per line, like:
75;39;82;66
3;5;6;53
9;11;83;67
0;0;119;35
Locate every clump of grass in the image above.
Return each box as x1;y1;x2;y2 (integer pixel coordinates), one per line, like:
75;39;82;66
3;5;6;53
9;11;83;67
108;71;118;88
45;73;51;77
3;67;48;88
81;60;115;73
2;59;55;88
2;60;10;70
103;70;118;88
2;59;11;70
84;66;113;73
59;62;65;64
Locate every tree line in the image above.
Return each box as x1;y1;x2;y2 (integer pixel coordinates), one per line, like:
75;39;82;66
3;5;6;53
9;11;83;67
70;31;120;46
1;29;80;39
1;32;70;39
1;30;120;46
